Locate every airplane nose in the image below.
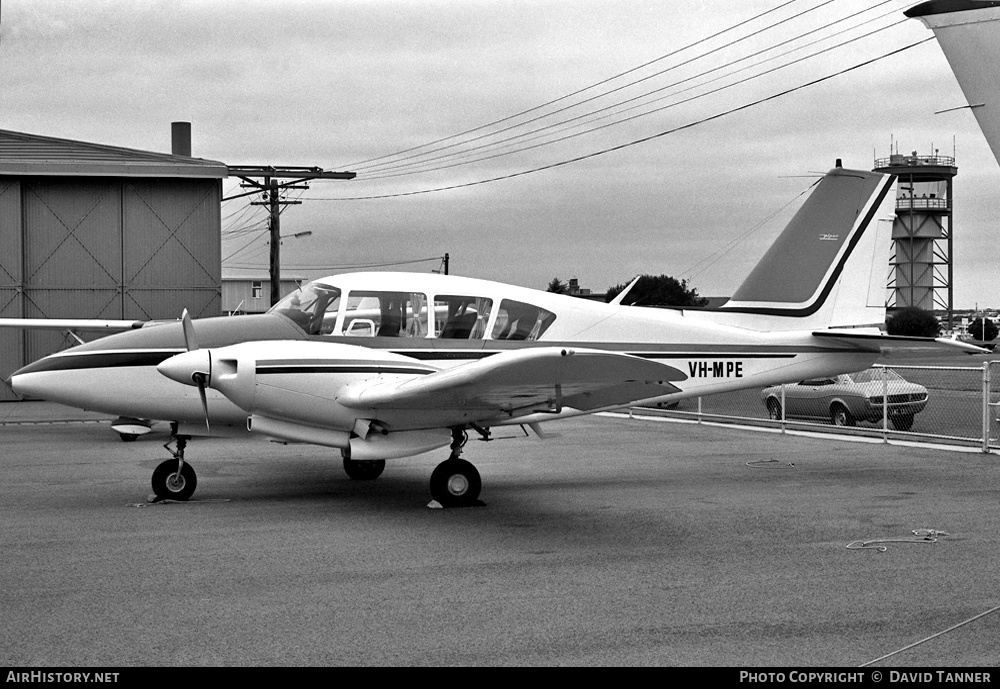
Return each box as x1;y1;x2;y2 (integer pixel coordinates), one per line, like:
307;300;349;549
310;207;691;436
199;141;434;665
9;371;49;398
157;350;212;387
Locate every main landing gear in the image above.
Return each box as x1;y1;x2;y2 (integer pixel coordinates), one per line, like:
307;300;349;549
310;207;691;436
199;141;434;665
151;434;198;502
342;458;386;481
428;428;483;508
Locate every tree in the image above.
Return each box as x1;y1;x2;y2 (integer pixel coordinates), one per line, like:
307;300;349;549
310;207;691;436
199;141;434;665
968;316;998;342
546;278;569;294
605;274;708;307
885;307;940;337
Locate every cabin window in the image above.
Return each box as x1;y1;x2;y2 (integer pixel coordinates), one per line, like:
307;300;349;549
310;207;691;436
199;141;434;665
433;295;492;339
490;299;556;340
341;291;429;338
268;283;342;335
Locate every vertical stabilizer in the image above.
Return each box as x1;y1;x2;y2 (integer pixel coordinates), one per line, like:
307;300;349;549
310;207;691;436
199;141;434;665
907;1;1000;166
718;167;895;329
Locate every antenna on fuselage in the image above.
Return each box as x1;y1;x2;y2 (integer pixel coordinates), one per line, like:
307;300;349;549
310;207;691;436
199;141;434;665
609;275;642;306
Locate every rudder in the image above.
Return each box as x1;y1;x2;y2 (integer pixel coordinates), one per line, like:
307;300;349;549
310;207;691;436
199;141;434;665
718;166;895;329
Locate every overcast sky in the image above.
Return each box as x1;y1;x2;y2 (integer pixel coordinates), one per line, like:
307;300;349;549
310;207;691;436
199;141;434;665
2;0;998;309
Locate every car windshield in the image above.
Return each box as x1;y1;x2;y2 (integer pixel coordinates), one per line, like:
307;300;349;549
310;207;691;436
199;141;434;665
847;369;904;384
268;282;342;335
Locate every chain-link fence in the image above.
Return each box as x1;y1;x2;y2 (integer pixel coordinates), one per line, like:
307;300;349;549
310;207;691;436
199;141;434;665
634;360;1000;452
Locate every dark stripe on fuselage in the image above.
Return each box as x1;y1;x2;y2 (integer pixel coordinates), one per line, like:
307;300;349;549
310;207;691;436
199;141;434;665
257;365;434;375
395;350;799;361
12;350;183;375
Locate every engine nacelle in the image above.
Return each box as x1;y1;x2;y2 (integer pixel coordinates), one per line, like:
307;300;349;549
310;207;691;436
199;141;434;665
248;414;451;460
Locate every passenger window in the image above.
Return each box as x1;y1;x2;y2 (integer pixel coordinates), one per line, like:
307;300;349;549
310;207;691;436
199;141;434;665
434;296;493;339
340;291;429;338
490;299;556;341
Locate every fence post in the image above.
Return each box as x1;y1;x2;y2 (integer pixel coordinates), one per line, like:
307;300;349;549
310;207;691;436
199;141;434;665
780;384;786;434
882;365;889;443
983;361;992;454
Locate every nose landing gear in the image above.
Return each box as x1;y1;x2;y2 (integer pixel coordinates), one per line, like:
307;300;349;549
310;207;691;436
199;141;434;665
151;435;197;502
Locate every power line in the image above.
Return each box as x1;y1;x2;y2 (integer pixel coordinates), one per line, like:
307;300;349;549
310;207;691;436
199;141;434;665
357;8;905;183
336;0;805;171
356;10;906;184
307;38;932;202
340;0;899;182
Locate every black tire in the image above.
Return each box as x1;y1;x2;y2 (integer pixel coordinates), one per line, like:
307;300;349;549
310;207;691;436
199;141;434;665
429;458;482;507
343;458;386;481
766;399;782;421
830;404;855;427
151;459;197;501
119;433;139;442
892;414;915;431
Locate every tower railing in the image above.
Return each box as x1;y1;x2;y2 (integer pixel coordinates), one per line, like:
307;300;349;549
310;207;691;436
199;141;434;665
896;197;949;211
875;154;956;168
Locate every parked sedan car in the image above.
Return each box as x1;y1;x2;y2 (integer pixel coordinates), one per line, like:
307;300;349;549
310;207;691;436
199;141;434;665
760;369;928;431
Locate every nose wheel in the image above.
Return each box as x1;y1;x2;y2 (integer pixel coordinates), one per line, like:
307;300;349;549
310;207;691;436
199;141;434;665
151;459;197;501
151;435;197;501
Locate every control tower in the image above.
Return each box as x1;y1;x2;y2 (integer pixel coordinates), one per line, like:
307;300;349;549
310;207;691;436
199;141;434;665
873;151;958;329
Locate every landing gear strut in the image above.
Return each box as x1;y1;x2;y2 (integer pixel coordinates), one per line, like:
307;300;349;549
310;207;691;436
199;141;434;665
429;428;482;507
151;434;198;501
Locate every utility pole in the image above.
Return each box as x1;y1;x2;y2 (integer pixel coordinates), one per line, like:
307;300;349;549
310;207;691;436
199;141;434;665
228;166;356;305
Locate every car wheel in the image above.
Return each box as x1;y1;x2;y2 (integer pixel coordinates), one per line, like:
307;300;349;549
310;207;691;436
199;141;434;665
766;399;782;421
831;404;855;427
892;414;915;431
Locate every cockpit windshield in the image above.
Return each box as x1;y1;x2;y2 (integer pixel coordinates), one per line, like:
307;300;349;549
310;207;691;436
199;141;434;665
268;282;342;335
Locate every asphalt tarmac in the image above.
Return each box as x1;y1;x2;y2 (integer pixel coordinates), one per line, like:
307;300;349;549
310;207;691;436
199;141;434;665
2;403;999;667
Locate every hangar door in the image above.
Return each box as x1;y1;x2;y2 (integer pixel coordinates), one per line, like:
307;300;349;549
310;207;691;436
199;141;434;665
0;179;23;401
1;176;221;401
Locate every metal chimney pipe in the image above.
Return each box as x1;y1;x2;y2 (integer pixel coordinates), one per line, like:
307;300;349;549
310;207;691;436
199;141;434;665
171;121;192;156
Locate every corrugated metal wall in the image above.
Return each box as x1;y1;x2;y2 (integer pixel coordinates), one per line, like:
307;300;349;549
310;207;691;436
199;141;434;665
1;176;221;401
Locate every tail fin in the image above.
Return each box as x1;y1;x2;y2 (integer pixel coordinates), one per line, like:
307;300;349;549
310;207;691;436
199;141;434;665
907;1;1000;167
717;166;896;330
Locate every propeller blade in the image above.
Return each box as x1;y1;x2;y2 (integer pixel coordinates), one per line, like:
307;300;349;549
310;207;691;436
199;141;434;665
181;308;198;352
194;372;211;433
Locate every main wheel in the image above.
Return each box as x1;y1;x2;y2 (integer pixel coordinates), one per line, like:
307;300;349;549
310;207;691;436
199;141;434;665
151;459;197;501
429;458;482;507
892;414;915;431
830;404;855;427
766;399;782;421
343;458;386;480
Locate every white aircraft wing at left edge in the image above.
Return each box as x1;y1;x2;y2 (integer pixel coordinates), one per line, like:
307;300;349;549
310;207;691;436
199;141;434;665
0;318;148;331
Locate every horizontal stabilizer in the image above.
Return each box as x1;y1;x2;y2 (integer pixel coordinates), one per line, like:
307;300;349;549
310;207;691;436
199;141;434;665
813;330;989;356
338;347;685;415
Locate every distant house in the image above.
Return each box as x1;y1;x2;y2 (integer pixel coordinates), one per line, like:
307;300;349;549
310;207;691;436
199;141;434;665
222;271;304;314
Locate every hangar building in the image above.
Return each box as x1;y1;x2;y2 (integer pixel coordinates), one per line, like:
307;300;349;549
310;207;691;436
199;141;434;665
0;127;227;401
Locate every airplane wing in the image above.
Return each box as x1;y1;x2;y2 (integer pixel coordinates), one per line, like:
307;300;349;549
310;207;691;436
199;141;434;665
337;347;687;416
813;330;989;356
0;318;147;331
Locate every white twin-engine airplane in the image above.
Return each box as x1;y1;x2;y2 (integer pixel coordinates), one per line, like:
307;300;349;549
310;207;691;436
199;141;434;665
7;165;985;506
